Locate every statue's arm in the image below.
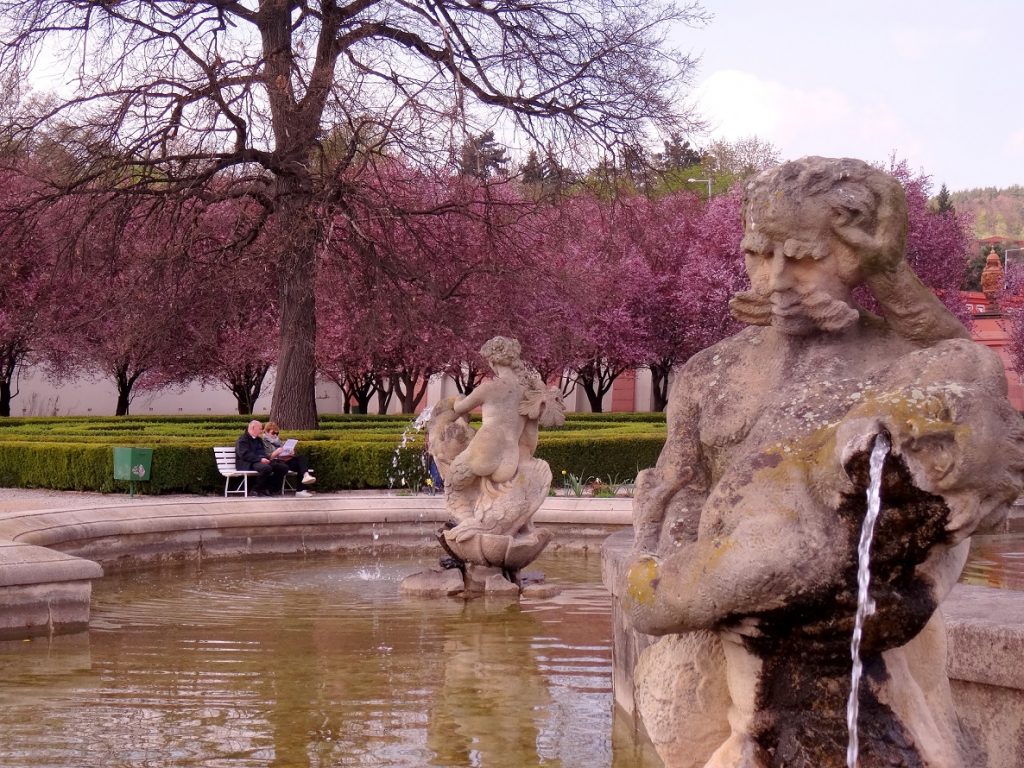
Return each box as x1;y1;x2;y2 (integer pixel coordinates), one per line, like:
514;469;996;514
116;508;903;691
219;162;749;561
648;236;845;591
632;367;704;553
453;385;489;417
829;186;968;346
863;261;970;345
625;508;829;635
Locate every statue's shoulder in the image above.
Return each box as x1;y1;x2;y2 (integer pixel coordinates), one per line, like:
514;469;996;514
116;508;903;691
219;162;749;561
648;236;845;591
913;336;1007;386
679;326;769;378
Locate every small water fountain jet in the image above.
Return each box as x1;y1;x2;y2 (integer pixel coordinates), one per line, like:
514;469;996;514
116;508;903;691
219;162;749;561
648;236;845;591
847;431;890;768
387;405;434;492
614;157;1024;768
401;336;566;597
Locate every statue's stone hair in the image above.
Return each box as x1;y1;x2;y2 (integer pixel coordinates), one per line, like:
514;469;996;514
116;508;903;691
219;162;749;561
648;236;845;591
480;335;548;393
479;336;522;368
742;156;907;251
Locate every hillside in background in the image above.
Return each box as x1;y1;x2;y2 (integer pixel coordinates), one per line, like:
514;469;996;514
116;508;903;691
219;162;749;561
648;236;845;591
949;186;1024;239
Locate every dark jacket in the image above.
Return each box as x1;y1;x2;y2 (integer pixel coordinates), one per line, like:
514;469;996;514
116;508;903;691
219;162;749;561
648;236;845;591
235;431;269;470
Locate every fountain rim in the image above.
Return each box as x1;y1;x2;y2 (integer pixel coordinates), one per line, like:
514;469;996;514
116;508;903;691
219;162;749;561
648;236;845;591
0;493;632;639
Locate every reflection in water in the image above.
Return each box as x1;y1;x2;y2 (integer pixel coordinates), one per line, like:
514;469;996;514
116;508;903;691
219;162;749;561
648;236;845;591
960;532;1024;591
428;600;553;767
0;553;661;768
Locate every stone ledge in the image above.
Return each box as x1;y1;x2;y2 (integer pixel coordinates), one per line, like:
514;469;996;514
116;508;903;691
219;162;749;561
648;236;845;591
0;541;103;587
944;585;1024;690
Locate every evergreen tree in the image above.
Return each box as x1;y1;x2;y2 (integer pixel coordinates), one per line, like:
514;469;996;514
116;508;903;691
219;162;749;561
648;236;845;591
657;133;703;171
459;131;509;179
933;183;954;213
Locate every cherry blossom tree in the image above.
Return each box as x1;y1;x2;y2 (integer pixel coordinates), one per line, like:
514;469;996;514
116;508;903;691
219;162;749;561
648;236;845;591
0;166;55;416
527;193;652;412
176;207;280;415
1;0;709;429
42;199;202;415
319;165;547;413
887;159;973;327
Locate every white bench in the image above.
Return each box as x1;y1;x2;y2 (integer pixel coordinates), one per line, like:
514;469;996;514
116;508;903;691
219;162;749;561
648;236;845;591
213;446;296;497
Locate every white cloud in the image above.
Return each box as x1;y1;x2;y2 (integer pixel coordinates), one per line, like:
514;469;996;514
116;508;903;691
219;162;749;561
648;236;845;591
692;69;926;170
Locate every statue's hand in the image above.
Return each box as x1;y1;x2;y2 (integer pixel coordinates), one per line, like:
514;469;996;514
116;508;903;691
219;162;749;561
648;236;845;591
434;396;459;415
631;466;695;554
832;189;906;277
723;616;763;639
624;554;663;633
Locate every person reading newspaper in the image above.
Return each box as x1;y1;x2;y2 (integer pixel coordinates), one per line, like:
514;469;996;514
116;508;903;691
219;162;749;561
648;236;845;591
262;421;317;494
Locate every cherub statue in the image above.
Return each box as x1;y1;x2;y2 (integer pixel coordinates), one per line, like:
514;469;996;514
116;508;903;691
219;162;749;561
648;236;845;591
427;336;566;581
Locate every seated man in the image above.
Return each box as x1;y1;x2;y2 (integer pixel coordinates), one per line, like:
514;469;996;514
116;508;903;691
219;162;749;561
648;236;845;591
235;419;289;496
262;421;316;496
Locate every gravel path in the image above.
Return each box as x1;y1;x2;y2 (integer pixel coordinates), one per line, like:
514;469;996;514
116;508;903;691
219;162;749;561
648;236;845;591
0;487;195;514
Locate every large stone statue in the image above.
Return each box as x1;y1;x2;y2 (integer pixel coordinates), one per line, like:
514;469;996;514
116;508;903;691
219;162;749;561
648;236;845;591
405;336;566;595
622;157;1024;767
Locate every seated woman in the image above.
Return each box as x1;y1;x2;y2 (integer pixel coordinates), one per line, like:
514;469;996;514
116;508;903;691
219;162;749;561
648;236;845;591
262;421;317;496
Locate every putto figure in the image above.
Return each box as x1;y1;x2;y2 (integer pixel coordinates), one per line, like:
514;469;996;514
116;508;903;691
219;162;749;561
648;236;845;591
412;336;566;594
622;157;1024;768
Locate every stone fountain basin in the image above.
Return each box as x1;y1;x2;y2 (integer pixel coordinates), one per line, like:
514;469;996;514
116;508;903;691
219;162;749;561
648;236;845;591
0;494;631;640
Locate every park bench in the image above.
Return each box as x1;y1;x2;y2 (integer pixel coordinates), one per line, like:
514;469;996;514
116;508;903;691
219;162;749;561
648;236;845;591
213;446;296;497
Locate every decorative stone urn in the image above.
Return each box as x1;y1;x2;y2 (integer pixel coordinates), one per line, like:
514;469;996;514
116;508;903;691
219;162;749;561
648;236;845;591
400;336;566;596
617;157;1024;768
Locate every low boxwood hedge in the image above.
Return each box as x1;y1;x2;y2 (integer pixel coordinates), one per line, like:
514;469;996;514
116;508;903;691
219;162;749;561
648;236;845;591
0;413;666;494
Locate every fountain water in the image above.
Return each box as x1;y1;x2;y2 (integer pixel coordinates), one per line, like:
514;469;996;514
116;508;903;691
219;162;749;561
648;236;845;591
847;432;890;768
387;405;433;492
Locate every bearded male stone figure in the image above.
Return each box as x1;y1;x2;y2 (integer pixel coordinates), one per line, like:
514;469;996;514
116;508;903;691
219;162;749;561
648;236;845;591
622;157;1024;767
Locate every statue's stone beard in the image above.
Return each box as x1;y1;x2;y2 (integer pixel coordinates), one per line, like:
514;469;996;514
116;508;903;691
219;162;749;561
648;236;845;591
729;288;860;335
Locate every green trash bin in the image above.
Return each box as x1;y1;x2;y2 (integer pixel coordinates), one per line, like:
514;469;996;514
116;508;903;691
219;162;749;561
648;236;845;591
113;447;153;496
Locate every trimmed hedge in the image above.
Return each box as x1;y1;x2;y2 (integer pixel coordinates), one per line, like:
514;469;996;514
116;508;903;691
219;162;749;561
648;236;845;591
0;413;667;494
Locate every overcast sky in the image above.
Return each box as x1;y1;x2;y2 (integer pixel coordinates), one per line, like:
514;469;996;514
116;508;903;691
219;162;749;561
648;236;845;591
676;1;1022;192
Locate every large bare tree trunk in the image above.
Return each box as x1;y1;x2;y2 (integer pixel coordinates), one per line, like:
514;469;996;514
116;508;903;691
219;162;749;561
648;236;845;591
0;349;18;417
269;194;319;429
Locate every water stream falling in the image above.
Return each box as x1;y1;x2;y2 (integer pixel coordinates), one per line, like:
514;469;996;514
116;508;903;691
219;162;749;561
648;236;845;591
387;405;434;491
846;432;891;768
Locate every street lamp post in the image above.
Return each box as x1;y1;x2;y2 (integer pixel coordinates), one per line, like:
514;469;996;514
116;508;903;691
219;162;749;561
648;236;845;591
687;177;712;198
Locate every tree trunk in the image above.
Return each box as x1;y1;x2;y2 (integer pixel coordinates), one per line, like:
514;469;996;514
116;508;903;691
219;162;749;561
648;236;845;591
347;374;376;414
229;363;270;415
581;378;604;413
269;192;320;429
650;360;671;412
376;375;395;415
395;370;428;414
0;379;10;418
338;376;374;414
454;363;484;396
114;364;143;416
0;350;16;417
0;346;25;418
115;376;132;416
577;360;622;413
